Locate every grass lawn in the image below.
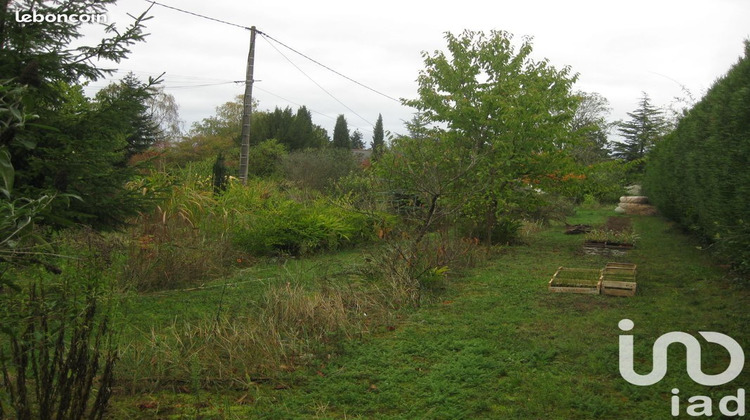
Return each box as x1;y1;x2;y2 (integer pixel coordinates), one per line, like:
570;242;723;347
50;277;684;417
110;208;749;419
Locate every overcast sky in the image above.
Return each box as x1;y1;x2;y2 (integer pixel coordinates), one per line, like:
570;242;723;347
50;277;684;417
81;0;750;144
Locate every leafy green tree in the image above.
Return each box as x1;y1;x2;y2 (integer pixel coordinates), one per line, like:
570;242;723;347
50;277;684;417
613;92;669;162
570;91;614;165
332;114;351;148
189;95;244;143
169;96;244;168
404;112;430;140
372;114;385;159
401;30;579;244
283;148;359;191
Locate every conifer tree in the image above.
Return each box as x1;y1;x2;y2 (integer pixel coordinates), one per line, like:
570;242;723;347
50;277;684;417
613;93;668;162
290;106;315;149
332;114;351;148
0;1;153;229
372;114;385;159
350;129;365;149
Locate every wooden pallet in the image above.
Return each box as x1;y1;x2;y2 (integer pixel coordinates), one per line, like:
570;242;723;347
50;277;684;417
600;262;637;296
548;267;602;294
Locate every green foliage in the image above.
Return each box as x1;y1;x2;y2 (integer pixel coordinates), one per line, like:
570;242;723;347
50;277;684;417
584;228;639;245
613;92;669;163
0;81;74;287
387;30;579;244
0;282;117;420
251;105;329;150
332;114;351;149
458;215;524;245
282;148;360;192
0;1;150;88
94;72;162;160
211;153;228;193
371;114;385;159
246;138;287;178
0;231;121;420
644;40;750;276
232;196;374;257
0;3;155;230
570;91;614;165
12;83;153;229
188;96;243;143
579;159;639;203
109;209;750;418
172;101;328;169
350;129;365;149
121;170;235;291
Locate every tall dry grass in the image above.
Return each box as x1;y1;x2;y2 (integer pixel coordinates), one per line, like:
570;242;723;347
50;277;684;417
114;230;485;393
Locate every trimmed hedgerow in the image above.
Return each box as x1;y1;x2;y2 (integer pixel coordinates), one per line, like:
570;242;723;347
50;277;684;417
644;40;750;277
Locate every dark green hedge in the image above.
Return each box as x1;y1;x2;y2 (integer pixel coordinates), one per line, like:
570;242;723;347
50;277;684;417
644;41;750;276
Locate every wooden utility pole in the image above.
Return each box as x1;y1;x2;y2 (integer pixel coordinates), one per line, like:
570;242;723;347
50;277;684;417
238;26;257;184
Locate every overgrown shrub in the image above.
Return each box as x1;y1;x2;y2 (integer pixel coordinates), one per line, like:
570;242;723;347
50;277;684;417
282;148;360;191
232;198;374;256
247;139;287;178
0;232;120;420
579;160;637;204
0;285;116;420
121;172;235;291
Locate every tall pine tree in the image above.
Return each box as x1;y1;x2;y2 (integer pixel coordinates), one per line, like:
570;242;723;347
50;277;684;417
332;114;351;149
613;93;668;162
372;114;385;159
0;1;154;229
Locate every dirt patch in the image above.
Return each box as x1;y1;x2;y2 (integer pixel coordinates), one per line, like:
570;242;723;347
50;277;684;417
604;217;632;233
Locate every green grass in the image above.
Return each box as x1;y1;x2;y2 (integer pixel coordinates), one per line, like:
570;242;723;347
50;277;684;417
108;209;749;419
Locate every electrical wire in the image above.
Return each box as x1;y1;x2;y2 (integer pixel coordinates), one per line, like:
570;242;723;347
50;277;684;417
145;1;402;107
145;0;251;31
164;81;238;89
260;35;374;127
257;30;402;104
144;0;408;129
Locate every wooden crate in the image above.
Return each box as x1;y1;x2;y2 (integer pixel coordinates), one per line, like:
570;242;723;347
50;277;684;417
548;266;602;294
582;241;634;256
601;262;637;296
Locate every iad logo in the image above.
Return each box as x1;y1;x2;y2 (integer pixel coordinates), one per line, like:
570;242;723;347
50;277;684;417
618;319;746;417
618;319;744;386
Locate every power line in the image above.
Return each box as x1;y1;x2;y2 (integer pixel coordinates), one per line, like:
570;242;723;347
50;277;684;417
260;35;373;127
145;1;402;106
165;81;238;89
146;0;251;30
257;30;402;104
144;1;406;132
